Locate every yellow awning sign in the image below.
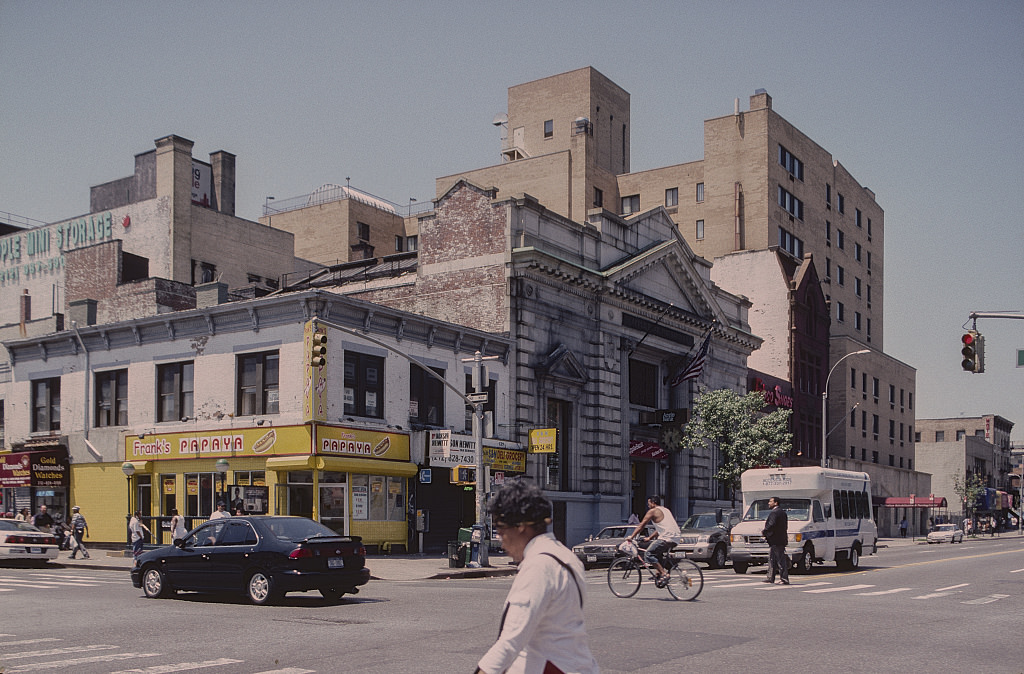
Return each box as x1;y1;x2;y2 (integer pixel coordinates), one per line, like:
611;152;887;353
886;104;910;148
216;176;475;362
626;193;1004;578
126;426;311;461
529;428;557;454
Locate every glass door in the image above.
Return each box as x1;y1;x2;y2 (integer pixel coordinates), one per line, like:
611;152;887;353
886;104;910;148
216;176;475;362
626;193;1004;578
319;485;348;536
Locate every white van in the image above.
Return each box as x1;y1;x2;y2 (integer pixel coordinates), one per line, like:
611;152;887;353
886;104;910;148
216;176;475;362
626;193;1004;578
729;467;878;574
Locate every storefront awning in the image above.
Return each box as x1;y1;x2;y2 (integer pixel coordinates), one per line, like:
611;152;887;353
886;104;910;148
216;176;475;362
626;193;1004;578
629;441;668;461
266;455;418;478
883;496;947;509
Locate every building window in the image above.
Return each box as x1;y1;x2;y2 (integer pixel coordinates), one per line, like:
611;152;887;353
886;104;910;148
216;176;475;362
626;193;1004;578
695;183;704;203
778;145;804;180
854;311;862;331
629;359;658;408
850;368;857;389
695;220;705;240
395;236;404;253
837;265;845;286
778;227;803;257
826;220;831;244
956;430;966;441
837;193;845;214
543;119;553;138
777;186;804;220
344;351;384;418
855;243;862;262
836;302;845;323
357;222;370;241
872;414;879;438
193;260;217;285
837;230;845;250
866;284;872;304
867;218;872;239
237;351;279;416
935;430;944;442
826;257;831;279
593;187;603;208
856;208;863;228
889;453;895;466
866;251;872;272
855;277;862;297
544;398;572;492
621;194;640;215
866;318;872;340
406;235;418;252
871;450;878;464
826;183;832;207
95;369;128;427
409;364;445;426
889;384;896;406
665;187;678;207
889;420;895;440
32;377;61;432
158;361;194;423
908;392;913;409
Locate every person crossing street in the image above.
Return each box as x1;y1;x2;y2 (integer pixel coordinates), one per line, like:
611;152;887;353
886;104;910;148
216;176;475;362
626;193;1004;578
69;506;90;559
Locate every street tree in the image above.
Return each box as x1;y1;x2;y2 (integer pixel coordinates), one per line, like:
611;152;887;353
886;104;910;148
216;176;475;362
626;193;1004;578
952;471;986;533
679;388;793;498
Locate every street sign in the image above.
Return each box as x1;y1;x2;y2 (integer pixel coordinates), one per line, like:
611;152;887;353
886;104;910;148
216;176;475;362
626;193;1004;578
419;468;431;484
467;392;489;404
1018;349;1024;368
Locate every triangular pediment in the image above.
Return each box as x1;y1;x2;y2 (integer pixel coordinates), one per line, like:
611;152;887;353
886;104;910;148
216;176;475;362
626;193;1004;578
538;343;588;384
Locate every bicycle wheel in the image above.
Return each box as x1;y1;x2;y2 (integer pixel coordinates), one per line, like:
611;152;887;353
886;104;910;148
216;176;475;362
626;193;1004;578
666;558;703;601
607;557;642;598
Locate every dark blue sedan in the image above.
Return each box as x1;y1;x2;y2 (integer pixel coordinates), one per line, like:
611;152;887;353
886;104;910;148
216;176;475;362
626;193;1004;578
130;516;370;604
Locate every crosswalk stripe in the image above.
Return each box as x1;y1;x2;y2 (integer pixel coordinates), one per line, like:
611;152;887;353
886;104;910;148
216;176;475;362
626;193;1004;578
3;644;118;660
803;584;874;593
912;591;957;599
109;658;244;673
252;669;317;674
1009;568;1024;573
857;587;912;596
0;638;63;648
5;652;161;672
935;583;969;591
961;594;1010;605
0;581;58;589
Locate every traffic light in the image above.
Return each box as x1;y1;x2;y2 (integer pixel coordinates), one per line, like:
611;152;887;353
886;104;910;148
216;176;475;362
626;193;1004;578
310;330;327;368
961;330;982;373
451;465;476;485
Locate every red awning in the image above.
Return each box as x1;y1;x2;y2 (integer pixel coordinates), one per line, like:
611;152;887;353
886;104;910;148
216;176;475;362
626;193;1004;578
883;496;947;509
629;441;668;461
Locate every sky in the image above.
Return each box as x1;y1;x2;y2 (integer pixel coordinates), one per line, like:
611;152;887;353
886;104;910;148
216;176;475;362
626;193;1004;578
2;1;1022;440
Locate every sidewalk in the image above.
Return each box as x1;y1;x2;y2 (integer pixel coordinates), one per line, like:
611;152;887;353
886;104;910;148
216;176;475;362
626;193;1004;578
51;548;518;581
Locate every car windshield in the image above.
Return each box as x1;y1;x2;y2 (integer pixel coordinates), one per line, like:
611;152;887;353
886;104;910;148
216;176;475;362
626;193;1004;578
0;520;44;532
743;499;812;522
596;527;629;539
935;525;955;532
263;517;341;542
682;514;721;529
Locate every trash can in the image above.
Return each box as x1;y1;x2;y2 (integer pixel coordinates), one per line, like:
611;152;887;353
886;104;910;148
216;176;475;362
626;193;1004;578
448;541;465;568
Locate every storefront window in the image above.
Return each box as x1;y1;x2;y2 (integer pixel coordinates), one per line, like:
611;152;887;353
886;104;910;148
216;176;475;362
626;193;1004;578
544;398;572;492
184;472;216;518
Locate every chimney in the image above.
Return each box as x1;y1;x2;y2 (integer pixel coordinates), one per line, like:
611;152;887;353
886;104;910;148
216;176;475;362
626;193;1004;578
211;150;236;216
68;298;98;326
195;281;229;308
19;289;30;336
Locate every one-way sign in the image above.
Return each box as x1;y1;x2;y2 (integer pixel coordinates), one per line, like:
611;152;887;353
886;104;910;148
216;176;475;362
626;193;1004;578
466;393;489;404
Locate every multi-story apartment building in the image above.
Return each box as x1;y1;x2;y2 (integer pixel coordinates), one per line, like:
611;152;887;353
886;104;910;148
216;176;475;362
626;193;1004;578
916;415;1016;491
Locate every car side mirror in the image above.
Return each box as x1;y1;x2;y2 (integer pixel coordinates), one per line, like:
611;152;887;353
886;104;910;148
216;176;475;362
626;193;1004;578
175;539;188;549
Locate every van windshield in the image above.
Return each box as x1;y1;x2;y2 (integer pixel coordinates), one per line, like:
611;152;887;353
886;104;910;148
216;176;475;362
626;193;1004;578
743;499;811;522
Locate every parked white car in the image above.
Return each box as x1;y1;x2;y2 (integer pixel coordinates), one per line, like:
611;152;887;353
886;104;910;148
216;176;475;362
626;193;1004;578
927;524;964;544
0;520;59;564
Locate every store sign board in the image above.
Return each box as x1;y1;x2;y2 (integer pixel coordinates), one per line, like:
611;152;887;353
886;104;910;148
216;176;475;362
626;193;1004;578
429;431;476;467
125;426;311;461
0;450;69;488
483;447;526;472
528;428;557;454
318;425;410;462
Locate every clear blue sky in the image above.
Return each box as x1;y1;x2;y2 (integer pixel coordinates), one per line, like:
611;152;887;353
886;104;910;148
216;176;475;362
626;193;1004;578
2;1;1021;440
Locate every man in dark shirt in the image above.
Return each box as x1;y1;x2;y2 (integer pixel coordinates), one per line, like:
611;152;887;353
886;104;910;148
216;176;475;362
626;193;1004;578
762;497;789;584
33;505;54;532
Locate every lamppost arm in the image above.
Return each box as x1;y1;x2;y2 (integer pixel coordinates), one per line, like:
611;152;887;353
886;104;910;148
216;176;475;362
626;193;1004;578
821;349;871;468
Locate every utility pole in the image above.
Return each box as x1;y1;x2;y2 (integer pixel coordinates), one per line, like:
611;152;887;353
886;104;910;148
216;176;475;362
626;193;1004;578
462;351;501;528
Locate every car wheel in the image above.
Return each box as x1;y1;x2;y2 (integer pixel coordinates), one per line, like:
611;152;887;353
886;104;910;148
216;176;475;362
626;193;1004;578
710;545;727;570
142;567;169;599
733;561;748;574
795;545;814;574
246;571;279;605
848;545;860;570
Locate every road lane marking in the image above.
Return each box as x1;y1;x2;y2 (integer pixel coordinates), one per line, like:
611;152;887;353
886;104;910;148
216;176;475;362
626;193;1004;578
0;638;62;648
252;669;317;674
1009;568;1024;573
109;658;244;673
5;652;161;672
3;644;118;660
0;581;59;589
803;584;874;593
912;591;959;599
962;594;1010;605
936;583;969;591
856;587;912;596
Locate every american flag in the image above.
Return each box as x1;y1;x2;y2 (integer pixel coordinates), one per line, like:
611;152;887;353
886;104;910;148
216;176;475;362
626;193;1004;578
670;332;711;387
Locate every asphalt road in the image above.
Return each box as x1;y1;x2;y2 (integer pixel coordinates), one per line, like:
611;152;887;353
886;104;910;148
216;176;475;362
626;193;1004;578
1;537;1022;673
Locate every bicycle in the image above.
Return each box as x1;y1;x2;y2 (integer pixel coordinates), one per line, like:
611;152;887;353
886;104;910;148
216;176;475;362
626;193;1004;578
607;540;703;601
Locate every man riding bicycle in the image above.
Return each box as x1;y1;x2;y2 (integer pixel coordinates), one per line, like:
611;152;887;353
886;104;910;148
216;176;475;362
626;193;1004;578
626;495;681;583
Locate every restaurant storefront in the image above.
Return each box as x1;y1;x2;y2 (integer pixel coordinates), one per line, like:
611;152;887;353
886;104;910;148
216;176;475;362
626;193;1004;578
0;443;71;522
124;423;415;549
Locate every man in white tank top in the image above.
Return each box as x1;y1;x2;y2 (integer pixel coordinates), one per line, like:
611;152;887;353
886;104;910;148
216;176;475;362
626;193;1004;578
626;495;681;582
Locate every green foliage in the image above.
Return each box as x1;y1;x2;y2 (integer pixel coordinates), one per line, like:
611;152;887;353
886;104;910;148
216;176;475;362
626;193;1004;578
680;388;793;490
951;471;985;510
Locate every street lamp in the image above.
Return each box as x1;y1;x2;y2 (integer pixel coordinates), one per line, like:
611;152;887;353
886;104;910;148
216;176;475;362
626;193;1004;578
215;458;230;505
121;462;135;548
821;349;871;468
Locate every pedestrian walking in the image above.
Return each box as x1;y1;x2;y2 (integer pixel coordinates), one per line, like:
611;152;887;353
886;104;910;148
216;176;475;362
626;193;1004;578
32;505;54;532
129;510;151;558
170;508;187;544
69;506;90;559
762;496;789;585
475;479;598;674
899;517;908;539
